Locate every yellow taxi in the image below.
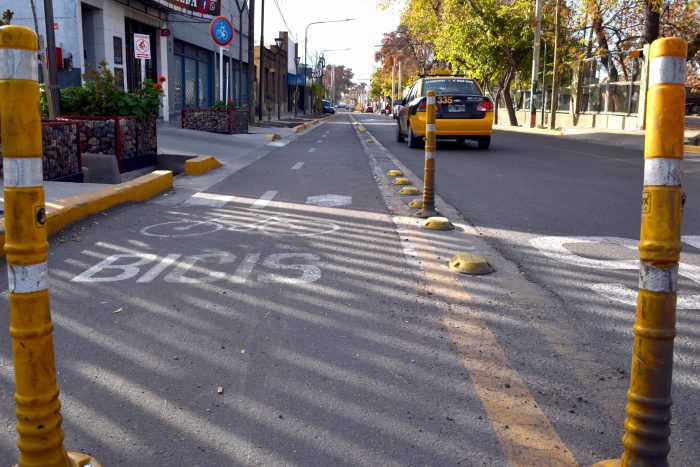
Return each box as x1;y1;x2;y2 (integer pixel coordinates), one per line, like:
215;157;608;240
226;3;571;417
396;73;494;149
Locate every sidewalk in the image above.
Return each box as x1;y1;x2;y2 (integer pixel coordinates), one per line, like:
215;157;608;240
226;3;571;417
494;114;700;152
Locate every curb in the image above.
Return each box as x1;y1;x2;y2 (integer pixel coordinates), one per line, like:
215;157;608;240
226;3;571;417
494;124;565;136
685;145;700;154
185;156;222;175
292;114;334;133
0;170;174;254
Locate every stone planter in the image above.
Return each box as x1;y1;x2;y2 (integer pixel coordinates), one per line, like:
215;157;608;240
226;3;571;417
181;108;248;134
0;120;83;182
60;116;157;173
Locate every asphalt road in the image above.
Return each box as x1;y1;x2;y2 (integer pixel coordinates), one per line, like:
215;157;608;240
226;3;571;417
355;112;699;465
0;116;504;465
0;112;696;465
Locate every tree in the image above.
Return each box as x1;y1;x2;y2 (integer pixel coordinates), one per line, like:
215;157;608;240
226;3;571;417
389;0;533;125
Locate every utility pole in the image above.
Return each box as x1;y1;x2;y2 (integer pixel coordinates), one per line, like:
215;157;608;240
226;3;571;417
43;0;60;116
391;57;395;110
257;0;265;122
541;41;547;127
235;0;246;107
549;0;561;130
247;0;255;125
529;0;542;128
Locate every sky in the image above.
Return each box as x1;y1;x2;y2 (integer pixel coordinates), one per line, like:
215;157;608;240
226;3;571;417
254;0;404;83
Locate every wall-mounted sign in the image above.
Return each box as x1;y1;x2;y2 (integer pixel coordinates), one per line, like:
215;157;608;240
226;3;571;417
160;29;171;37
134;34;151;60
210;16;233;47
155;0;221;17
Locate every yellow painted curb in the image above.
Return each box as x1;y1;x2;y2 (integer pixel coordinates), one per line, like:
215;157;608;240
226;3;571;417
185;155;222;175
400;186;421;196
393;177;411;185
448;252;493;274
408;199;422;208
422;216;454;230
265;134;281;142
387;170;403;177
684;145;700;154
0;170;174;256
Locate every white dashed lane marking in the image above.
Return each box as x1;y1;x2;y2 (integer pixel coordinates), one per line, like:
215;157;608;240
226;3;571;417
308;148;316;153
252;190;278;209
292;162;304;170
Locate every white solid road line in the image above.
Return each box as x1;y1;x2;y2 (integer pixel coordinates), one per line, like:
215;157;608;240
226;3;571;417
308;148;317;153
252;190;278;208
185;192;234;208
292;162;305;170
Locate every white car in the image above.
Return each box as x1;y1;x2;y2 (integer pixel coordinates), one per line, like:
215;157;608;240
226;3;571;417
392;104;404;119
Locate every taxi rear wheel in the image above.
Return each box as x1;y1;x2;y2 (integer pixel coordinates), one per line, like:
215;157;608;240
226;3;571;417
477;136;491;150
396;121;405;142
407;124;421;149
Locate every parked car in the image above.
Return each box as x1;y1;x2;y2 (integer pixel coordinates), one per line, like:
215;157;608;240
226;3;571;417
322;100;336;114
396;72;494;149
392;104;404;119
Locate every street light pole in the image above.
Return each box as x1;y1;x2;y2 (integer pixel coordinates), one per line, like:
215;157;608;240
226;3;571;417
294;55;300;118
529;0;543;127
303;18;355;114
257;0;265;122
275;36;283;120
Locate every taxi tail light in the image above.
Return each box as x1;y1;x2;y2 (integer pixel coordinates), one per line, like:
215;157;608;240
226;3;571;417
476;100;493;112
417;100;426;112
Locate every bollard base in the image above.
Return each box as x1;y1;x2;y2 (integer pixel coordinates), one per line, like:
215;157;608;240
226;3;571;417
12;452;102;467
68;451;103;467
591;460;620;467
415;208;438;218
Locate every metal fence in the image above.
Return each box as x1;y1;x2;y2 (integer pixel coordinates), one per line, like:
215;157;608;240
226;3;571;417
579;51;642;114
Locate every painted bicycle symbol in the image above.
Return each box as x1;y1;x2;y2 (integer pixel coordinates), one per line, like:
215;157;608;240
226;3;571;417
215;24;229;41
141;213;340;238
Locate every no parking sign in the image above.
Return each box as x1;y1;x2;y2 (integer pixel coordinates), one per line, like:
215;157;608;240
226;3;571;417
210;16;234;47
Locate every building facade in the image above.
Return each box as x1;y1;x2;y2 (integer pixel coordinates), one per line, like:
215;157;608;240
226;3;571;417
7;0;250;120
253;31;290;119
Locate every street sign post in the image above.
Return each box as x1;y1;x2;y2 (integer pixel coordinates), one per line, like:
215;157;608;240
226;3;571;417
210;16;234;102
134;33;151;86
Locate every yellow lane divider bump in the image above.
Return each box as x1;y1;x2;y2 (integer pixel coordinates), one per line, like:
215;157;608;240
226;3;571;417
387;170;403;177
422;216;454;230
408;199;422;209
265;134;281;141
400;187;421;196
185;156;222;175
393;178;411;185
449;253;494;275
684;145;700;154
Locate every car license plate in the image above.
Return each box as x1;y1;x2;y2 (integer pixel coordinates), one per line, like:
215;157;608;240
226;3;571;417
448;104;466;112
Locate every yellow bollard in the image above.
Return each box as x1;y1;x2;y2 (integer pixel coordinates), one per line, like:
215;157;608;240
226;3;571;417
417;90;437;218
0;25;101;467
593;37;687;467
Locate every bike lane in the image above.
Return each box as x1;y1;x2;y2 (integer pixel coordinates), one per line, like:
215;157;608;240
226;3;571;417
0;115;508;465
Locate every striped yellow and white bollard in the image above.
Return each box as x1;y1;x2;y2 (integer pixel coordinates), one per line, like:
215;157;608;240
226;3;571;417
593;37;687;467
0;25;101;467
417;90;437;218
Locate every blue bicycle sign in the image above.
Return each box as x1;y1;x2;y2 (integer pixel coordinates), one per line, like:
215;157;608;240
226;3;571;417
210;16;234;47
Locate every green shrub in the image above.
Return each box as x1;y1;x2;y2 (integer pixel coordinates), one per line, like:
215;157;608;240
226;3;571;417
54;61;164;121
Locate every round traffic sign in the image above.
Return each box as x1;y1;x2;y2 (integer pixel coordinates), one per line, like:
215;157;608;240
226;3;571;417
210;16;234;47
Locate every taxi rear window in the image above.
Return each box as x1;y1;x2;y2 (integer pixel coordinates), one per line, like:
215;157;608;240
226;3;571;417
423;79;481;96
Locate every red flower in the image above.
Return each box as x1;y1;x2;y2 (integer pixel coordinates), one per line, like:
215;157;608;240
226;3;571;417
153;83;162;90
158;76;166;82
227;98;233;104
